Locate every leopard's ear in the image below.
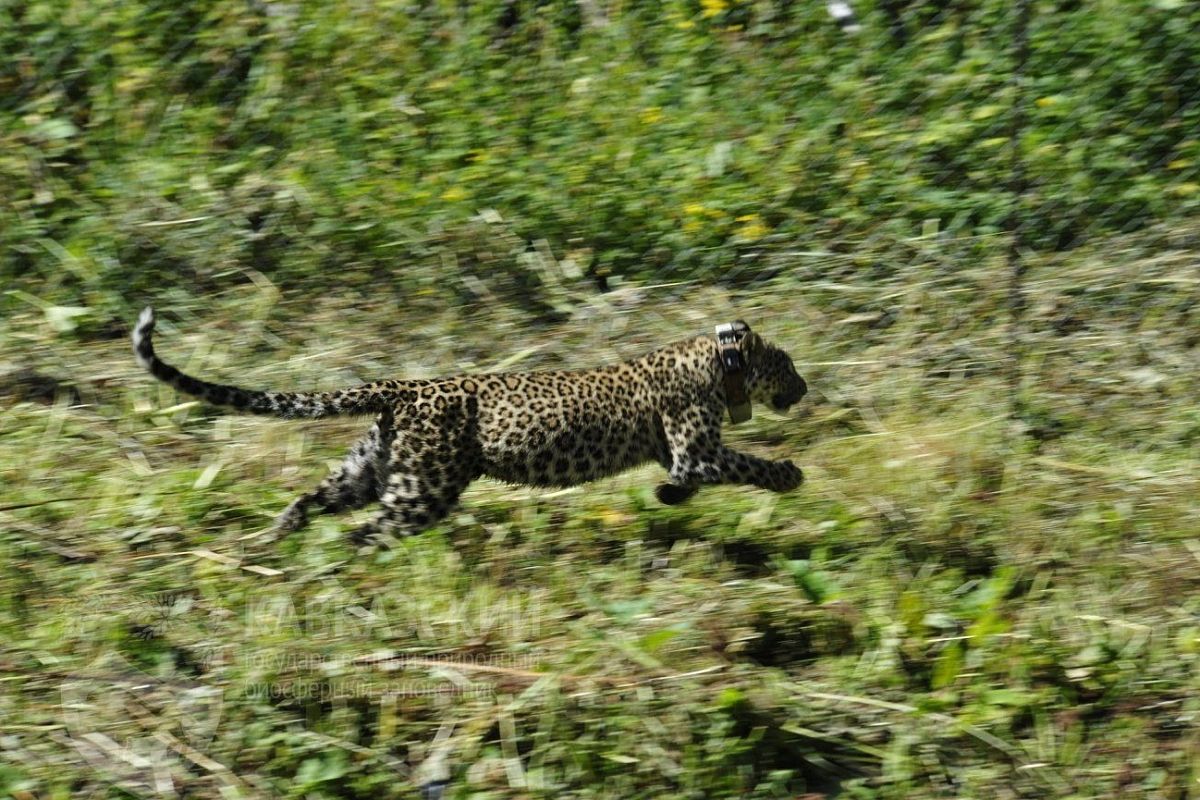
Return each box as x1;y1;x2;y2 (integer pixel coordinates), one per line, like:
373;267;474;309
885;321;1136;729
740;331;763;358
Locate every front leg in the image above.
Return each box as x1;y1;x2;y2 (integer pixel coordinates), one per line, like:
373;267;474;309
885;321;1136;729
654;482;698;505
653;405;802;503
668;445;803;494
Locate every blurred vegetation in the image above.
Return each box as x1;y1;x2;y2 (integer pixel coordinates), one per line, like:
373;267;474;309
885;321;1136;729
3;0;1199;323
2;1;1200;797
3;236;1199;796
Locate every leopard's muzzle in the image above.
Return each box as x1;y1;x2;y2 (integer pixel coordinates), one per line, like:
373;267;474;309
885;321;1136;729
771;376;807;412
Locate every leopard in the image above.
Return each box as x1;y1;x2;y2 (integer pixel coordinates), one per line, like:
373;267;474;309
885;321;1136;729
132;308;807;545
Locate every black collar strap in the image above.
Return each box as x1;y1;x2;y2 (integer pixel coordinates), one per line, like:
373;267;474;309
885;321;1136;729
715;321;752;424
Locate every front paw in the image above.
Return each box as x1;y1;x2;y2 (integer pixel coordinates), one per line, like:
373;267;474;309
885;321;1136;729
655;483;698;505
771;460;804;493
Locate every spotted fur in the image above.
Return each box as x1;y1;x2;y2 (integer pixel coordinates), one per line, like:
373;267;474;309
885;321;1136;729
132;307;806;544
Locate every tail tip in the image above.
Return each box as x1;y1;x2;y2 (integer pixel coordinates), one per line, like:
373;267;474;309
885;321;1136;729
132;306;157;365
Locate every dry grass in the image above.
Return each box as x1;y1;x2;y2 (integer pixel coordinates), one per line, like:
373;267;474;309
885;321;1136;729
1;230;1198;798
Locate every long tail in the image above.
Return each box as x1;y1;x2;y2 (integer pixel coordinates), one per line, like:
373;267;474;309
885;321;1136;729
131;307;395;418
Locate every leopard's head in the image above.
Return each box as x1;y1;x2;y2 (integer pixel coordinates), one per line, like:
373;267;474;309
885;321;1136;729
741;332;807;412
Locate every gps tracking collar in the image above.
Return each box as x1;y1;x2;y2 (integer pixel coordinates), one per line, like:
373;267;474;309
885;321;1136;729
715;321;752;424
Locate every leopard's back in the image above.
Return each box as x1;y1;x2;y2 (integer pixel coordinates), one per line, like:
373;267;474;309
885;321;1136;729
472;364;672;487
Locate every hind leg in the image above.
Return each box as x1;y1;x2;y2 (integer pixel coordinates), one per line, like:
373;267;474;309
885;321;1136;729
273;410;395;533
347;470;475;547
348;437;478;547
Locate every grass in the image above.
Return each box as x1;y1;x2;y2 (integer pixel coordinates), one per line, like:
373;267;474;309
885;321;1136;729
1;228;1198;798
5;0;1199;300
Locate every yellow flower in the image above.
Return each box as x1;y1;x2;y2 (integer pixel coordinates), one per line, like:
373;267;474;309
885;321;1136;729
735;214;768;239
441;187;467;202
701;0;728;18
640;106;663;125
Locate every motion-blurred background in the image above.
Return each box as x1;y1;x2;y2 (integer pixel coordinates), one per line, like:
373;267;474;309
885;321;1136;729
2;2;1198;798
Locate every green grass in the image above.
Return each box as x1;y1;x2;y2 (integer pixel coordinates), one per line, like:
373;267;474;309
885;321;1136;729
3;2;1198;795
4;0;1199;315
2;229;1197;798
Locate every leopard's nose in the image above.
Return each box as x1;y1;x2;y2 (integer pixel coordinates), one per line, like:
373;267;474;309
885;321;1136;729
772;378;806;411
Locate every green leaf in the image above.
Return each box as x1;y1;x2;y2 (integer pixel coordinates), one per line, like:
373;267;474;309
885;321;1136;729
295;751;348;788
717;687;746;709
602;753;639;764
35;118;79;140
780;558;840;603
44;305;91;333
637;626;683;655
982;688;1035;708
931;641;963;689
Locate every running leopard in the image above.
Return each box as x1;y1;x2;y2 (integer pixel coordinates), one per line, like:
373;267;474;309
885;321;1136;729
132;310;806;544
